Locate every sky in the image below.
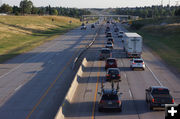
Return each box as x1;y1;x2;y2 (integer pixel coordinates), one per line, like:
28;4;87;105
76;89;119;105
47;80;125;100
1;0;179;8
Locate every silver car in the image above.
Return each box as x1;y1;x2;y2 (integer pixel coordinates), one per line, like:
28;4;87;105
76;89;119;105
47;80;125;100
130;58;145;70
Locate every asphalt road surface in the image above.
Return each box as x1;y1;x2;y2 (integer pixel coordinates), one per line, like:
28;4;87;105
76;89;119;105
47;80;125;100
0;24;100;119
63;23;180;119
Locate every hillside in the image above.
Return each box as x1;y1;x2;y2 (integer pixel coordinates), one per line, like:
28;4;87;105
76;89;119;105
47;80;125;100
0;16;81;62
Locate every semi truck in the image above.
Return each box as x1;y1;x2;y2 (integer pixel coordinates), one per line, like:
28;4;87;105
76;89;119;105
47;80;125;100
123;33;142;58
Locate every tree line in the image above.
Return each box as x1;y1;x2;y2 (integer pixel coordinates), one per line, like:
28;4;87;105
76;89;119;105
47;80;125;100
0;0;91;17
115;5;180;18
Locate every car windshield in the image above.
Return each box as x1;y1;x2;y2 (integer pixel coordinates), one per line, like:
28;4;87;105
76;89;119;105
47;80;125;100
152;88;169;94
102;94;118;100
101;50;110;54
134;60;143;63
107;42;112;45
108;69;119;74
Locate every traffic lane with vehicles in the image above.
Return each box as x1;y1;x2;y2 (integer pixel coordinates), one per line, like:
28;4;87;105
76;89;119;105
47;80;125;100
64;24;180;119
0;24;99;119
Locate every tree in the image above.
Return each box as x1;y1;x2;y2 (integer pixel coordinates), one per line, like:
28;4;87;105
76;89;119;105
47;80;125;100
12;6;20;15
20;0;33;14
175;8;180;16
0;3;12;13
51;9;58;15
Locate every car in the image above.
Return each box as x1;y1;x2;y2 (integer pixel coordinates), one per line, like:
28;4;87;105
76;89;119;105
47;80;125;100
105;58;117;70
145;86;174;110
81;25;87;30
91;24;95;28
98;89;122;112
106;32;112;37
99;48;111;60
105;27;110;34
114;27;119;32
106;42;113;49
106;68;121;82
130;58;145;70
107;37;114;44
118;31;124;38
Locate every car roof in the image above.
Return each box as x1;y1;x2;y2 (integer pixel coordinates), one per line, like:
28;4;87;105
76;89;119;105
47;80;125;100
107;58;116;60
102;89;118;95
107;68;120;71
101;48;110;50
133;58;143;60
151;86;169;90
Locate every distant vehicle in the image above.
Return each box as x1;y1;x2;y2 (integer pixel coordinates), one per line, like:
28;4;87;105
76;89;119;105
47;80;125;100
91;24;95;28
124;33;142;57
130;58;145;70
81;25;87;30
98;89;122;112
105;58;118;70
106;42;113;49
107;21;110;24
107;37;114;44
106;32;112;37
118;31;124;39
114;27;119;32
99;48;111;60
145;86;174;110
106;68;121;82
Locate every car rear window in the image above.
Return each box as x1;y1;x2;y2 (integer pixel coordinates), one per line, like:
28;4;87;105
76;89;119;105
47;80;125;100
102;94;118;100
134;60;143;63
107;42;112;45
101;50;110;54
107;59;115;63
152;88;169;94
108;69;119;74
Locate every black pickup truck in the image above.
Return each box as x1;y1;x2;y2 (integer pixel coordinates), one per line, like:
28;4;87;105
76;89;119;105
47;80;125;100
145;86;174;110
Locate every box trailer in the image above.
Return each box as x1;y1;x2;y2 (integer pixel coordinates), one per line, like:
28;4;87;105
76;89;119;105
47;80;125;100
124;33;142;58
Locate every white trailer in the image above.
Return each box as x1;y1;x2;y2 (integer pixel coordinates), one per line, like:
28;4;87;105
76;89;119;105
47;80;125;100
124;33;142;58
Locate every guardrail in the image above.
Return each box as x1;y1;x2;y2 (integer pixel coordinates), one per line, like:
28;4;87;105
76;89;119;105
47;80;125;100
72;24;103;69
55;58;88;119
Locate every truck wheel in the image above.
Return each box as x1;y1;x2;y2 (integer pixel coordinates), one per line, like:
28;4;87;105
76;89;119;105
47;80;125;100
132;68;134;71
149;104;153;111
98;108;103;112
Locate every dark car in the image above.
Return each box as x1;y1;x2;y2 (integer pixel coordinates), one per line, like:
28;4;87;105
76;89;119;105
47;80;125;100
105;27;110;34
106;32;112;37
114;27;119;32
106;68;121;82
107;37;114;44
105;58;117;70
91;24;95;28
98;89;122;112
99;48;111;60
145;86;174;110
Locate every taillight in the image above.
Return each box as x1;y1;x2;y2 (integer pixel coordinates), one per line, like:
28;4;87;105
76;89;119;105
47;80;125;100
116;100;120;103
106;74;110;77
100;100;105;103
142;62;144;64
152;98;155;103
118;74;121;77
172;99;175;103
132;63;136;64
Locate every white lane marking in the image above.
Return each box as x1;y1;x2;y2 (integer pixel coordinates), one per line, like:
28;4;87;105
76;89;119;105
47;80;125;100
146;64;163;86
14;84;23;91
124;73;127;78
129;89;132;98
121;62;123;66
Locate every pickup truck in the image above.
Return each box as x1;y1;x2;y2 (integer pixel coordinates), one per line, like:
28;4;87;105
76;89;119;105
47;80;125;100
145;86;174;110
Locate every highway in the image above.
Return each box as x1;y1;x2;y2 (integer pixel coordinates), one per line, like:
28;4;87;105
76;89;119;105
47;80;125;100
62;23;180;119
0;24;100;119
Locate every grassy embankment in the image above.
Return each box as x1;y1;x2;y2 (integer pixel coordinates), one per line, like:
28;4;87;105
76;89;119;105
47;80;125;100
130;17;180;73
0;16;81;63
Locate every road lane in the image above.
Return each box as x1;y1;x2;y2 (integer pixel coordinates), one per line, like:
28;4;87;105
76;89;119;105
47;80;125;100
63;23;180;119
0;24;100;119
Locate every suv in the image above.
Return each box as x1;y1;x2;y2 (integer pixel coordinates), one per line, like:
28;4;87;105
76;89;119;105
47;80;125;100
91;24;95;28
130;58;145;70
106;42;113;49
118;31;124;38
106;32;112;37
98;89;122;112
106;68;121;82
99;48;111;60
107;37;114;44
105;58;117;70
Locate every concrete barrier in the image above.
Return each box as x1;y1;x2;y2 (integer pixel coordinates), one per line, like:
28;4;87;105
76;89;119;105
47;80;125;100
55;58;88;119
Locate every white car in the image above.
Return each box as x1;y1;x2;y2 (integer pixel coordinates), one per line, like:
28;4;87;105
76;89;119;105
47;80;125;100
81;25;87;30
106;42;113;49
130;58;145;70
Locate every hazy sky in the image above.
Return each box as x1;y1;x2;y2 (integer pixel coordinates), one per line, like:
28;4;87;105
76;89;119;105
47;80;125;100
1;0;178;8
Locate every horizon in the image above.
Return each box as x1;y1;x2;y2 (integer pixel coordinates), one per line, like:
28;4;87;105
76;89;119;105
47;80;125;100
0;0;179;8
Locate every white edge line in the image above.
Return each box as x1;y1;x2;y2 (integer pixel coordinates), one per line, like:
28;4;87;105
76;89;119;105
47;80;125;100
129;89;132;98
14;84;23;91
146;64;163;86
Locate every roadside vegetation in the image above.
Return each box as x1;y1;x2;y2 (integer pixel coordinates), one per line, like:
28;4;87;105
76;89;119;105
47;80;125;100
0;15;81;63
129;17;180;73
